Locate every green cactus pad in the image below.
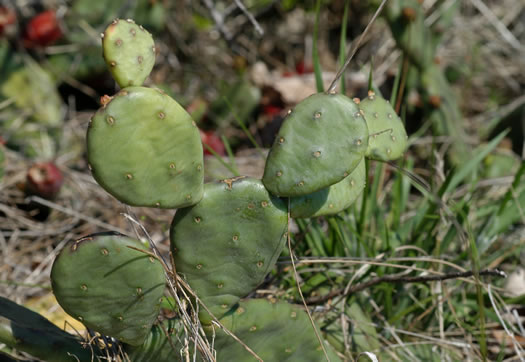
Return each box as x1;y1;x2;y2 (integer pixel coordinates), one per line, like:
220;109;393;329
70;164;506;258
290;157;366;218
125;319;183;361
208;299;341;361
87;86;204;209
358;92;408;161
170;177;288;323
51;233;166;346
262;92;368;197
102;19;155;88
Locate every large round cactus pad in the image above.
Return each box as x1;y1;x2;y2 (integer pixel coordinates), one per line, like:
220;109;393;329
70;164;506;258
358;91;408;161
102;19;155;88
170;177;288;323
208;299;341;361
87;86;204;208
263;92;368;197
51;233;165;346
290;157;366;218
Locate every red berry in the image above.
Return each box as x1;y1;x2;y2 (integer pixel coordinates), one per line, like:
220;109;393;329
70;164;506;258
263;105;282;117
23;10;62;48
200;130;225;156
26;162;64;200
295;60;313;75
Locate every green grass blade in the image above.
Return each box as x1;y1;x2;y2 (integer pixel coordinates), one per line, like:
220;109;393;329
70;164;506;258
203;143;240;177
358;159;370;238
368;58;374;92
444;130;508;195
389;56;404;105
313;0;324;93
220;134;241;175
467;226;487;360
223;96;265;158
477;160;525;252
339;0;350;94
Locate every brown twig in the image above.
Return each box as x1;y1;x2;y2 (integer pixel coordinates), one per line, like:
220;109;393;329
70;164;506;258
202;0;232;41
233;0;264;36
305;268;506;304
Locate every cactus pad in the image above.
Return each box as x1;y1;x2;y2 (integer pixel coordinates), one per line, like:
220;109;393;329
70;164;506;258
102;19;155;88
170;177;287;323
208;299;341;361
263;92;368;197
358;92;407;161
290;157;366;218
125;319;183;361
51;233;166;346
87;86;204;208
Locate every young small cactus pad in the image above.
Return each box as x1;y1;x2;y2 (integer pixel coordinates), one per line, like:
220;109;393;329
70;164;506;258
87;86;204;208
207;299;341;361
51;233;166;346
170;177;288;323
358;91;408;161
263;92;368;197
102;19;155;88
290;157;366;218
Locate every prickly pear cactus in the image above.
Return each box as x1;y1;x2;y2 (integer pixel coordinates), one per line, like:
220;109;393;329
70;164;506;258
51;233;166;346
102;19;155;88
290;157;366;218
125;319;183;361
87;86;204;208
263;92;368;197
208;299;341;361
358;91;407;161
170;177;288;323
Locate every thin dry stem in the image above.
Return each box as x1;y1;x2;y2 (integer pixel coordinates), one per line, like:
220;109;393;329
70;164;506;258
286;198;331;362
328;0;389;93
